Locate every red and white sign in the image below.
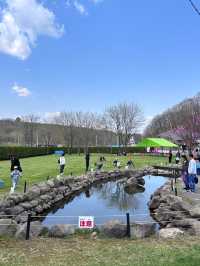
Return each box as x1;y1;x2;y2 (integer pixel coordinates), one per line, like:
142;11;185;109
79;216;94;229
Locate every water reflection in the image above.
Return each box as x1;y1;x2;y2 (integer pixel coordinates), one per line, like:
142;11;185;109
94;180;142;211
43;176;166;226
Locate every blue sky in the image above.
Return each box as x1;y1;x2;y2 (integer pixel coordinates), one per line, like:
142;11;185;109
0;0;200;122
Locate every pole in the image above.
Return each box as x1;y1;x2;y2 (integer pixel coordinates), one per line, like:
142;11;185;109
171;179;174;191
24;181;27;193
126;213;131;238
26;212;32;240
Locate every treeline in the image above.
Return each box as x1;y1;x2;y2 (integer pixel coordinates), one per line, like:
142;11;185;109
0;102;144;148
144;93;200;147
0;146;145;161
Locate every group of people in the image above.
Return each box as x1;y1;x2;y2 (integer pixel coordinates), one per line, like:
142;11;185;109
181;153;199;193
168;149;200;193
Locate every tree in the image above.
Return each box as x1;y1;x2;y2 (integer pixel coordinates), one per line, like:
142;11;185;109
105;102;144;148
21;115;40;146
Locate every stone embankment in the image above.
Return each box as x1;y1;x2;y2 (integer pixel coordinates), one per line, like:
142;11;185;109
0;169;149;224
149;181;200;238
0;167;173;239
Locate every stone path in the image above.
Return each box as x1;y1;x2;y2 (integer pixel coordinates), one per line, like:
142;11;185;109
176;178;200;205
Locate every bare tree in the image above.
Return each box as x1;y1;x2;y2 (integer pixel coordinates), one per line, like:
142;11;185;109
105;102;144;148
21;115;40;146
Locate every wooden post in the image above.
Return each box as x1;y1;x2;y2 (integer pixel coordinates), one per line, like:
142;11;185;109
24;181;27;193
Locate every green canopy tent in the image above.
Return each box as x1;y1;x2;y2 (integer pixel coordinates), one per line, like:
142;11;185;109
135;138;178;148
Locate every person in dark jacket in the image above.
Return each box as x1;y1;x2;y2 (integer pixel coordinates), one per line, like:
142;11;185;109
181;155;189;191
10;155;22;172
85;152;90;172
169;150;173;164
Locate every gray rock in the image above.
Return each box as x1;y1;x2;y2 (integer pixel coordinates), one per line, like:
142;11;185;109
46;180;55;188
9;206;24;216
26;188;41;201
30;200;39;208
171;219;200;236
149;196;161;210
0;219;18;237
189;206;200;218
15;221;44;240
158;228;184;239
6;193;24;204
49;224;75;238
131;223;157;239
101;220;127;238
19;202;32;210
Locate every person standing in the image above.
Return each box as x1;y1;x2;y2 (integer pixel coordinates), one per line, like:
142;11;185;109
175;151;181;164
169;150;173;164
10;155;22;172
58;153;66;176
85;152;90;172
181;155;189;191
10;166;22;193
188;154;197;192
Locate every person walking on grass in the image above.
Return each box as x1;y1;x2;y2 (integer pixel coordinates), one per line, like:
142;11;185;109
188;154;197;193
10;155;22;173
85;152;90;172
10;166;22;194
58;152;66;176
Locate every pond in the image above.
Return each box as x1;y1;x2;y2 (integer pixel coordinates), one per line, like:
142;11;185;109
43;175;167;227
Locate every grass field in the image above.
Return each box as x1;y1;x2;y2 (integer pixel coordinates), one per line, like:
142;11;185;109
0;236;200;266
0;154;167;195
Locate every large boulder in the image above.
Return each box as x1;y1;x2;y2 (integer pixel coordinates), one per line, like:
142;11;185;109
149;196;161;210
49;224;75;238
171;219;200;236
15;221;44;240
158;228;184;239
101;220;127;238
0;219;18;237
189;206;200;219
131;223;157;239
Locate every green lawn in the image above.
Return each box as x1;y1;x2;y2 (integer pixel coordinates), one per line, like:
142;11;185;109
0;154;167;195
0;236;200;266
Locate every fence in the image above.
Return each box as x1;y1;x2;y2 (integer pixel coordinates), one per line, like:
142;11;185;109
0;207;191;240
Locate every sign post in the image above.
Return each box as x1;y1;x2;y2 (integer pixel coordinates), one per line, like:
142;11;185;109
79;216;94;229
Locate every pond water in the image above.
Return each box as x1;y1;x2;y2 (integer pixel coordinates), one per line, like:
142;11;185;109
43;175;166;227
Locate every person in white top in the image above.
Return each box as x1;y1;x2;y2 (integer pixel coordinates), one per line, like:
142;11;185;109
58;153;66;176
188;154;197;192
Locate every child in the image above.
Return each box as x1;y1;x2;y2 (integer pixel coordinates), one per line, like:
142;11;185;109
10;166;21;193
58;153;66;176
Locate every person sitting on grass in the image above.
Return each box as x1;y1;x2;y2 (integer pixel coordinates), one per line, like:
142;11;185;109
100;156;106;162
10;166;22;194
113;159;121;169
126;160;135;170
94;162;104;172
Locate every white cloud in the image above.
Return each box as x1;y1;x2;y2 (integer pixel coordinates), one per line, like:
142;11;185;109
0;0;64;60
73;1;88;15
12;84;31;97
